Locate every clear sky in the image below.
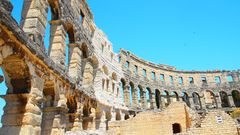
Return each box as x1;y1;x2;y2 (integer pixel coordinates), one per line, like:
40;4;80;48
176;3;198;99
0;0;239;126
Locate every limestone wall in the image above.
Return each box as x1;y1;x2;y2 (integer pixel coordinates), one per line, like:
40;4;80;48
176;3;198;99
108;102;192;135
108;102;238;135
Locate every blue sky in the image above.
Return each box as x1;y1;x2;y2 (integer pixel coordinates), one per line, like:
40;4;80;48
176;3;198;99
0;0;240;126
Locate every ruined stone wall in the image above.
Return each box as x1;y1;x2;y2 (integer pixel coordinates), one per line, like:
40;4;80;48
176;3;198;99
108;102;238;135
108;102;192;135
183;110;238;135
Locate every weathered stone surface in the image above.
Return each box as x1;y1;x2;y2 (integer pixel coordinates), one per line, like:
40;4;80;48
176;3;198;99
0;0;239;135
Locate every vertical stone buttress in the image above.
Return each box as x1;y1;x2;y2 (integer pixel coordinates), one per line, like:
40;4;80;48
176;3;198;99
228;94;236;107
124;85;130;107
132;88;138;109
141;89;147;109
49;21;67;70
21;0;48;50
72;99;83;131
68;44;82;81
150;92;156;109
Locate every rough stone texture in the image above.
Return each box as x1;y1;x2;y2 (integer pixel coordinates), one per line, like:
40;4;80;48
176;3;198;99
0;0;239;135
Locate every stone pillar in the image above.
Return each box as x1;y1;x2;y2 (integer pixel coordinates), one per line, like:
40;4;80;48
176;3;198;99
21;0;48;50
95;111;107;131
132;88;138;109
200;96;206;110
71;100;83;131
189;97;195;109
124;85;130;107
150;92;156;109
141;90;147;109
41;107;67;135
88;108;96;130
111;110;116;122
68;44;82;81
160;95;166;109
215;94;222;109
0;74;44;135
49;21;67;70
120;110;125;121
228;95;236;108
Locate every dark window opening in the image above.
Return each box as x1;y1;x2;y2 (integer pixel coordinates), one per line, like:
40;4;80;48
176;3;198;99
189;77;194;84
201;77;207;84
172;123;181;134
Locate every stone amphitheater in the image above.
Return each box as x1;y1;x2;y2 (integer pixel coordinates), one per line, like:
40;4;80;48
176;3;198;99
0;0;240;135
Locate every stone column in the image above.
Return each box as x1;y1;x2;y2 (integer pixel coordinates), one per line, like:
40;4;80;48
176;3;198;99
95;111;107;131
228;95;236;108
49;20;67;70
21;0;48;49
124;85;130;107
88;108;96;130
200;96;206;110
68;44;82;81
141;90;147;109
111;110;116;122
120;111;125;121
160;95;166;109
71;100;83;131
150;92;156;109
215;94;222;109
189;97;195;110
132;88;138;109
41;107;67;135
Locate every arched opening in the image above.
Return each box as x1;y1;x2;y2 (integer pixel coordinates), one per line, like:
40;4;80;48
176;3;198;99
146;88;152;109
172;123;181;134
232;90;240;107
155;89;161;109
220;91;230;108
192;92;202;110
204;90;217;109
171;91;179;102
0;54;34;134
2;55;31;94
163;91;171;107
182;92;190;107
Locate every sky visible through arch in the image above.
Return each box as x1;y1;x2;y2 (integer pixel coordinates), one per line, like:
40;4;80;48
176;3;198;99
0;0;240;126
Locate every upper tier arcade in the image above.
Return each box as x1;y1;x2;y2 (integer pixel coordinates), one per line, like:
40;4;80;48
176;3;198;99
119;49;240;111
